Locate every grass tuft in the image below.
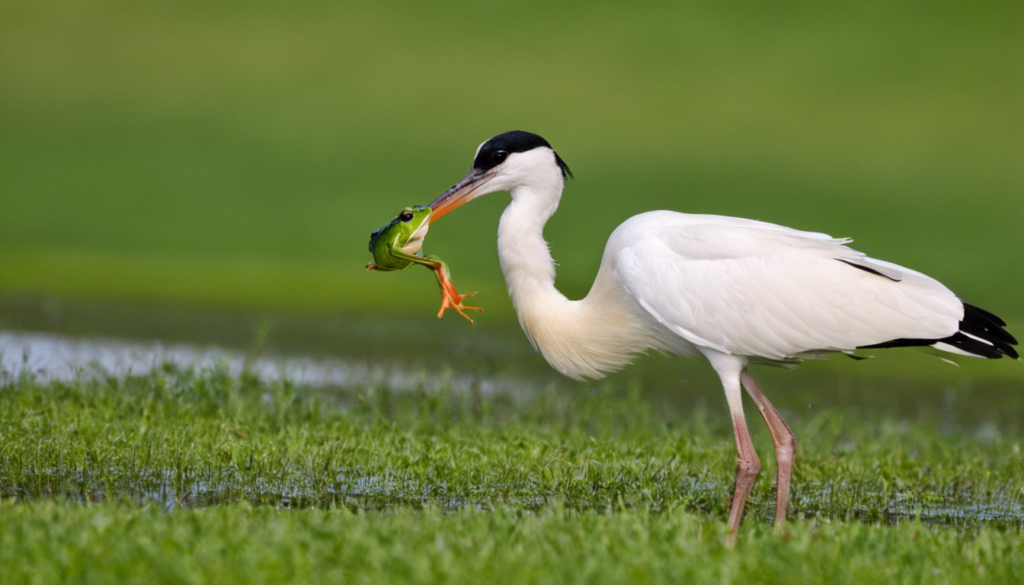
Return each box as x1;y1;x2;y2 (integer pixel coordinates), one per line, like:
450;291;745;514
1;366;1023;583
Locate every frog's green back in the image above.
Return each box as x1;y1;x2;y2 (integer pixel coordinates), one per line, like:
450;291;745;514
367;219;399;253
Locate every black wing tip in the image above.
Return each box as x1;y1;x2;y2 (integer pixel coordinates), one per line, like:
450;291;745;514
859;302;1018;360
961;303;1016;344
944;332;1017;360
959;302;1017;358
964;302;1006;328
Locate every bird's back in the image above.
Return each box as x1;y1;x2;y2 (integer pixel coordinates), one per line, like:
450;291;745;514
598;210;1006;362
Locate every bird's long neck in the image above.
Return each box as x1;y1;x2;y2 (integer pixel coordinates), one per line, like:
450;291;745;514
497;186;566;313
497;184;652;380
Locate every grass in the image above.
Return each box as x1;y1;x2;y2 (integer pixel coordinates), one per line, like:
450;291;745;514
3;503;1022;585
2;365;1022;583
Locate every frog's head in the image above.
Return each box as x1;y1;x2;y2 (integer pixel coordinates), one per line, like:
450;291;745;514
368;205;432;255
394;205;432;254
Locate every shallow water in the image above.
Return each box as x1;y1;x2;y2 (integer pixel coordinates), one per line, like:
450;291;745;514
2;293;1022;430
15;463;1024;529
0;330;540;399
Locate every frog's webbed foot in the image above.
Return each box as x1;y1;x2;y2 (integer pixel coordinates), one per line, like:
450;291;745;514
427;257;482;324
366;263;378;271
438;279;482;323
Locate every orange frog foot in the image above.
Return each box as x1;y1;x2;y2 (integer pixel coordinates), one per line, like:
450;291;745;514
437;274;483;323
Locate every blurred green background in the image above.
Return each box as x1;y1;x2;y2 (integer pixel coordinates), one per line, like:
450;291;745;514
1;0;1021;322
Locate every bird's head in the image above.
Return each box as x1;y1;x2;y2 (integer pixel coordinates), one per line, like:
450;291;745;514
429;130;572;223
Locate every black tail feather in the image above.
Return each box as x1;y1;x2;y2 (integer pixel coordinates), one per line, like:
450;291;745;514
859;301;1018;359
942;332;1013;359
962;303;1016;344
964;302;1007;328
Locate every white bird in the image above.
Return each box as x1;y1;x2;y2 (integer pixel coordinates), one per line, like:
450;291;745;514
427;130;1018;540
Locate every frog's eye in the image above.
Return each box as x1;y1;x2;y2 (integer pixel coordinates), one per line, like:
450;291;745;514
492;150;508;164
399;210;414;222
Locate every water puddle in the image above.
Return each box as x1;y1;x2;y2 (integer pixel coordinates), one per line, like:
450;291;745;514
0;330;546;399
11;464;1023;528
792;482;1024;528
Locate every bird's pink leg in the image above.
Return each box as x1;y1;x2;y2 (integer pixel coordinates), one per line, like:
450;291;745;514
741;370;795;532
721;368;760;546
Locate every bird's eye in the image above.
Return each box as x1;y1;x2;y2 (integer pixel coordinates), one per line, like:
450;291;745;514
492;150;508;164
399;210;414;222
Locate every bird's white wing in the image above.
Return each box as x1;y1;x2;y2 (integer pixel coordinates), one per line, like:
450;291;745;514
609;211;963;359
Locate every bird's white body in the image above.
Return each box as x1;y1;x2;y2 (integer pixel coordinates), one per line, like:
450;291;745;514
495;150;963;381
429;131;1015;540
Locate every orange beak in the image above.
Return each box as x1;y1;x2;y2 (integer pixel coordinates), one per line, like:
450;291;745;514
428;169;495;223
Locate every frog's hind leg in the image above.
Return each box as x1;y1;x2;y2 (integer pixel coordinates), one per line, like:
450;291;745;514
392;251;482;323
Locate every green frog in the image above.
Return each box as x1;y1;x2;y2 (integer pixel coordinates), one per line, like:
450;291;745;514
366;205;482;323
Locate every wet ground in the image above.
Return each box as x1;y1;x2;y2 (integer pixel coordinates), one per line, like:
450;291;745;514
2;293;1023;530
3;293;1022;431
14;464;1024;530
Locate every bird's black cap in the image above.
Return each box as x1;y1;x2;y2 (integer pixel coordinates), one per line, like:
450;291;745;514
472;130;573;180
